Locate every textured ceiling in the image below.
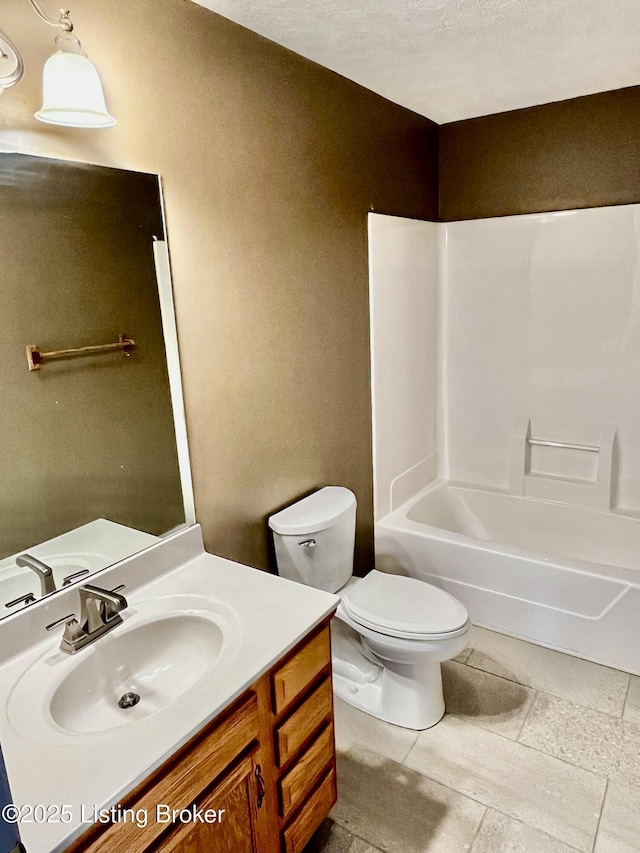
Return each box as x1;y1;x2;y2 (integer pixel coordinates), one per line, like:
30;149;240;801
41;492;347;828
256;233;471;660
191;0;640;123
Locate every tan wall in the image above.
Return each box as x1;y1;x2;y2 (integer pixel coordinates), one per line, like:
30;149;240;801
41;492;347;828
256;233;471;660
0;0;438;572
440;85;640;220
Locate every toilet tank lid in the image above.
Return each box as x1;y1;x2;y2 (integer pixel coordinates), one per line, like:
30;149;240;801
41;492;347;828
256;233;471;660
268;486;356;535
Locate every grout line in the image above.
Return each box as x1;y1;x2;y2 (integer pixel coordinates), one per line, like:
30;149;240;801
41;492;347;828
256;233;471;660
349;829;385;853
464;656;540;692
517;738;614;786
590;778;609;853
454;648;473;665
398;732;420;764
620;674;632;721
402;734;419;765
515;688;538;741
468;805;489;852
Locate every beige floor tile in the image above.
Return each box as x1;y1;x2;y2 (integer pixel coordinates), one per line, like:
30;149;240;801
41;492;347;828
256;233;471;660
594;781;640;853
304;819;355;852
519;693;640;788
442;660;535;738
333;697;419;763
404;714;605;852
467;627;629;716
622;676;640;726
471;809;580;853
331;747;486;853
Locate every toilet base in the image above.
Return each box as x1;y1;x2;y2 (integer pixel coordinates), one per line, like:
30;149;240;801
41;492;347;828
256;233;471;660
331;620;446;730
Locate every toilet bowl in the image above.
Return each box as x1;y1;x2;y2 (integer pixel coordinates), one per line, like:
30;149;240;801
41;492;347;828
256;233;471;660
268;487;471;729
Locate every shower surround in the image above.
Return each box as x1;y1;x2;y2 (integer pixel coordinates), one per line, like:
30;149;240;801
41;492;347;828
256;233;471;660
368;207;640;673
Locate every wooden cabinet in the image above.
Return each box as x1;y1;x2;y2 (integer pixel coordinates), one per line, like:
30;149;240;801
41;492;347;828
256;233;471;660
67;619;336;853
153;750;265;853
269;624;337;853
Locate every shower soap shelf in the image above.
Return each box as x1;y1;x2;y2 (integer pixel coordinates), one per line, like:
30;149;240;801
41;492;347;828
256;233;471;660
511;418;617;511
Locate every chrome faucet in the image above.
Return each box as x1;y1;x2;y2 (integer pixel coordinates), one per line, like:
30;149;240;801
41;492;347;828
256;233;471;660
16;553;56;596
58;584;128;654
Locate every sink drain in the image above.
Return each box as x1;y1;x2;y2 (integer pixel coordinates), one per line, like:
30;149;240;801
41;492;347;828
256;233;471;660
118;692;141;709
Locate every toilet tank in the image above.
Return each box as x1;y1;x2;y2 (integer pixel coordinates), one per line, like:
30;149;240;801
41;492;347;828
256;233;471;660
268;486;356;593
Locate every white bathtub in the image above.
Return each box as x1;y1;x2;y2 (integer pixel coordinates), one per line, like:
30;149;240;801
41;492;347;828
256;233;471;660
375;480;640;674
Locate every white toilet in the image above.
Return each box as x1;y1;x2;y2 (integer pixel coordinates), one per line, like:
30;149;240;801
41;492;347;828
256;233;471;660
268;486;471;730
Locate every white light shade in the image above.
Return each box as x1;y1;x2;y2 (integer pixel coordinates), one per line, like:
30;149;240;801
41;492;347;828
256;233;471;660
35;40;116;129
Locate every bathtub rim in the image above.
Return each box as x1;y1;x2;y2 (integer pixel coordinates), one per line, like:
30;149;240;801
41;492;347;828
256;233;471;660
378;478;640;589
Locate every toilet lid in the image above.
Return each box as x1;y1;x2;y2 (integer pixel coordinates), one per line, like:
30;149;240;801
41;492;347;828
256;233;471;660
341;570;468;637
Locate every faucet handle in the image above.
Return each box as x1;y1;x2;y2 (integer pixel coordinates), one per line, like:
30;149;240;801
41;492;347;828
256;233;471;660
78;584;127;633
5;592;37;609
62;568;91;587
80;584;127;607
103;600;122;621
61;617;84;643
16;553;57;596
60;617;88;655
103;584;126;621
46;612;77;631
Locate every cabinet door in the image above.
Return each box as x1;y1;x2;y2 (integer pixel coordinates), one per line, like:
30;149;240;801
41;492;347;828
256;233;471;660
156;750;267;853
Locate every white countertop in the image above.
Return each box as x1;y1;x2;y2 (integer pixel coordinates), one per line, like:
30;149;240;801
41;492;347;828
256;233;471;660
0;525;338;853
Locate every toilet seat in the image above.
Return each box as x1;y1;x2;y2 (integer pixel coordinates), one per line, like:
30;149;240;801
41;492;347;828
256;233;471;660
341;570;469;641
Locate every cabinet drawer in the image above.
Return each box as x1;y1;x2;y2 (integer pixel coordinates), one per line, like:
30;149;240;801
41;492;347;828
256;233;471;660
275;676;333;767
279;723;334;818
272;626;330;715
282;767;337;853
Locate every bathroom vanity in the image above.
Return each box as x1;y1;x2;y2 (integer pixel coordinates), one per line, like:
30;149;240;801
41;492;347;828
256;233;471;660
67;625;336;853
0;526;339;853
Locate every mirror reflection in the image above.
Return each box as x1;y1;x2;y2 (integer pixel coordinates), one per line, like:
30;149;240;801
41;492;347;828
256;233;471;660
0;153;189;617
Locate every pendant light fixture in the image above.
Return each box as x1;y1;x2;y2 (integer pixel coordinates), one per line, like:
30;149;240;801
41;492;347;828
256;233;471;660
0;0;116;129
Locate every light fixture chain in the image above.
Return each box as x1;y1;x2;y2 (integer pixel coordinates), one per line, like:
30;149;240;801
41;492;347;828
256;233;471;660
24;0;73;32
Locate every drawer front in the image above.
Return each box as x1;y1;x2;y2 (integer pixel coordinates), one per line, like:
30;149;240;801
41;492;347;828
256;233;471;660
279;723;334;818
282;767;337;853
272;626;331;716
275;676;333;767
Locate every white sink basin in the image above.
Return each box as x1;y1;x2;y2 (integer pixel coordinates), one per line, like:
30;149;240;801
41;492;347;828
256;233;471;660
7;594;241;740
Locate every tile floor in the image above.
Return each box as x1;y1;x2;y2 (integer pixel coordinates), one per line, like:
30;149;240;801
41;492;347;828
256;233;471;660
304;626;640;853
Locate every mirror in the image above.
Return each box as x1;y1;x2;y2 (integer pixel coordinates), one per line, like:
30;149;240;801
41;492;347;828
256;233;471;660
0;153;193;617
